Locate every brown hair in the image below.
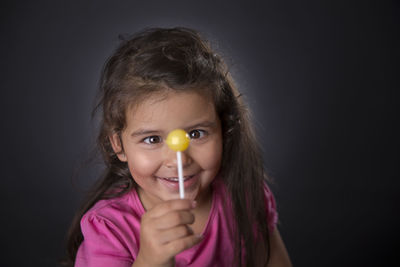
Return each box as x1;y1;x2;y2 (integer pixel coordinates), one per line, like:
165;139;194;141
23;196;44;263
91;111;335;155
65;27;270;266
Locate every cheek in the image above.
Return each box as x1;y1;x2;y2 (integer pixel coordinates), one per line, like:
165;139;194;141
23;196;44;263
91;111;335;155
127;151;161;177
194;139;223;171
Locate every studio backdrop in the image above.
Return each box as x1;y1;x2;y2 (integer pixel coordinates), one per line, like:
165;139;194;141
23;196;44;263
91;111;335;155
0;1;398;266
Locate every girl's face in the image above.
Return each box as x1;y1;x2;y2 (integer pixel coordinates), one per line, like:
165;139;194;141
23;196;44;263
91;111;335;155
110;90;222;210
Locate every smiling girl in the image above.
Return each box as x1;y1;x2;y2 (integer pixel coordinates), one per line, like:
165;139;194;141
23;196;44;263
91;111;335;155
65;27;291;267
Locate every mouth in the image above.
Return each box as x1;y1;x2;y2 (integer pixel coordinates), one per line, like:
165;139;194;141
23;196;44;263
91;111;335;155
156;175;195;182
156;174;198;191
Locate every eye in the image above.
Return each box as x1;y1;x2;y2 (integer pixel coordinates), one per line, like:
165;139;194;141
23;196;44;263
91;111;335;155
143;135;162;144
188;129;206;139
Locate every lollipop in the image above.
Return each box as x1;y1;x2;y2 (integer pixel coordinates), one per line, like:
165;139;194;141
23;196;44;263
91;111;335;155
166;129;190;199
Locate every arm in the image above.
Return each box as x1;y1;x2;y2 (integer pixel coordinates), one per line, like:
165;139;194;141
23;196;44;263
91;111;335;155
268;228;292;267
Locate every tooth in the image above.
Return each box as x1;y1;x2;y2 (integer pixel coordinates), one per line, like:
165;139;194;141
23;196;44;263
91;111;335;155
162;176;193;182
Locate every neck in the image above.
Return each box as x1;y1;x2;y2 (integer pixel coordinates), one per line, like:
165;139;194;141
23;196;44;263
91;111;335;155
190;187;214;235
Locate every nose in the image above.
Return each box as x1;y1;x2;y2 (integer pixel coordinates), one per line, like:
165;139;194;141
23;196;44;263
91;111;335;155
164;146;192;169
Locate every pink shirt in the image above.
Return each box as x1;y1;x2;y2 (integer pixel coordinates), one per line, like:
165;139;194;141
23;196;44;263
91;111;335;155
75;180;278;267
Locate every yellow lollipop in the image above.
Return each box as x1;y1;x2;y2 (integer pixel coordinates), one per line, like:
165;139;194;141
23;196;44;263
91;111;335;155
166;129;190;151
166;129;190;199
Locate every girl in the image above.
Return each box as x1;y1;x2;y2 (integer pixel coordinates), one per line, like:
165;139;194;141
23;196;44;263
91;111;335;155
66;27;291;267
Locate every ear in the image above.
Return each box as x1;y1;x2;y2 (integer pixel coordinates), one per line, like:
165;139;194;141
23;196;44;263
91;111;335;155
109;133;127;162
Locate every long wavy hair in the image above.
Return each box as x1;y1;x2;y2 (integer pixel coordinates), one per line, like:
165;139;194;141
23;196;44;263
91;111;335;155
65;27;270;266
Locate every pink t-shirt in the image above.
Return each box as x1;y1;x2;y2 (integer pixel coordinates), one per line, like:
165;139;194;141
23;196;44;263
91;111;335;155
75;179;278;267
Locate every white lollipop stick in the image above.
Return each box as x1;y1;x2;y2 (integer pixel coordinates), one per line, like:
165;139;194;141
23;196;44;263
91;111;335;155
166;129;190;199
177;151;185;199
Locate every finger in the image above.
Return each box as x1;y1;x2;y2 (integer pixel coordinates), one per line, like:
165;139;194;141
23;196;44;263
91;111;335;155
154;210;195;230
148;199;195;218
158;225;194;244
165;234;203;256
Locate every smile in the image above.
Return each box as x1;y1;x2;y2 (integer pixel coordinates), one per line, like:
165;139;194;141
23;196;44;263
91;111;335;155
156;175;195;182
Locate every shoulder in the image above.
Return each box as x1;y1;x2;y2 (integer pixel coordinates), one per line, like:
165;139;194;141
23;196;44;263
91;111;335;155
263;182;279;232
210;178;278;231
81;188;143;235
76;189;143;266
90;188;143;214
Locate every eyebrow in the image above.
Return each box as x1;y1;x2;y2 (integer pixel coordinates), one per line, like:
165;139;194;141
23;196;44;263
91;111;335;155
185;121;217;131
130;121;217;138
130;129;161;138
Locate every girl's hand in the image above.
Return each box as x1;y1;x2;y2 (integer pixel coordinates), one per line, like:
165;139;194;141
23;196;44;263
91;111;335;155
133;199;202;267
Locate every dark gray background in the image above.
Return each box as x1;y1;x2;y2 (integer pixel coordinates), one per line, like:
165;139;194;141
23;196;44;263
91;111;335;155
1;0;398;266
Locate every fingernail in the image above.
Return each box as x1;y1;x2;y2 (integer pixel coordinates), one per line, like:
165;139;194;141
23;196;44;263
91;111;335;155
191;201;197;208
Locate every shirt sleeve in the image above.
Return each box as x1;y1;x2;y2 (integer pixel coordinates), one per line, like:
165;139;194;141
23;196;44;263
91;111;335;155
75;212;134;267
263;183;278;232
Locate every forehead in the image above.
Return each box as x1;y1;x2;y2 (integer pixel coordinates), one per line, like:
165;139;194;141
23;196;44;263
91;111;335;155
125;90;217;130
